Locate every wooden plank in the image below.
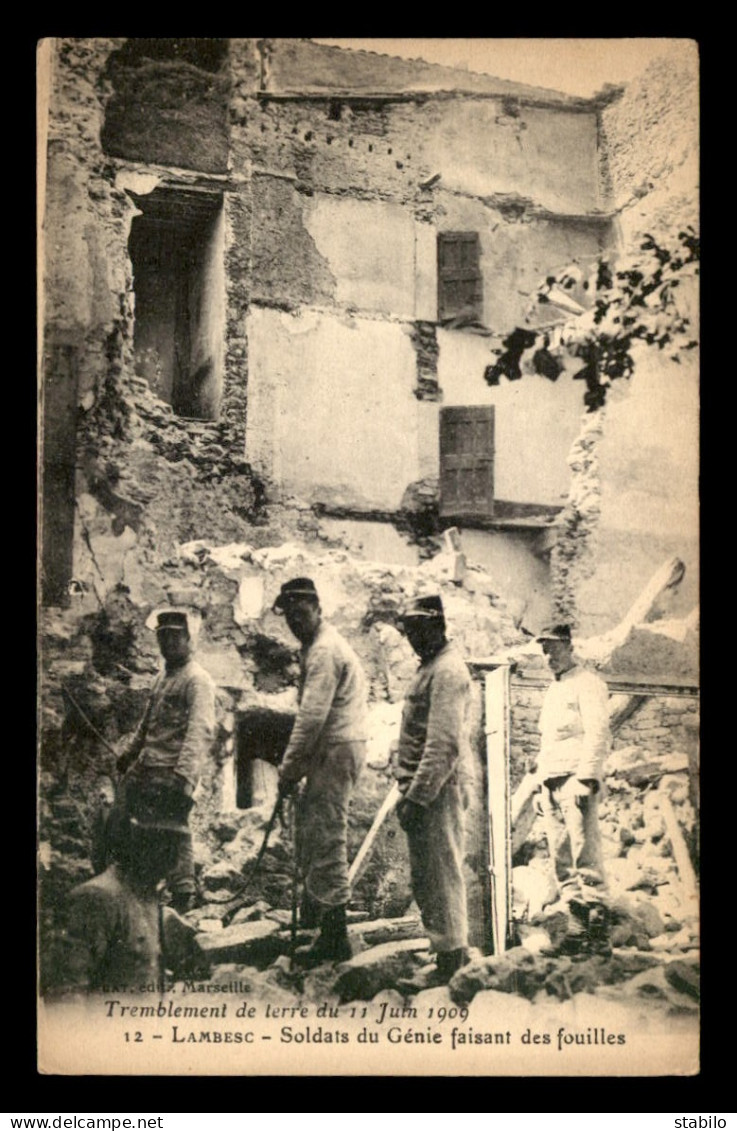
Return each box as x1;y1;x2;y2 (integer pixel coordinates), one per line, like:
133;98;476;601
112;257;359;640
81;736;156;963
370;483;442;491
484;666;512;954
510;772;540;857
656;786;698;903
348;781;400;886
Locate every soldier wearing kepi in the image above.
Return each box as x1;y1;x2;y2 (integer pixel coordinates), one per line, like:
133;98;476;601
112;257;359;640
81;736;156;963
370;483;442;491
61;806;208;993
535;623;611;942
394;594;473;983
117;604;216;915
274;578;368;965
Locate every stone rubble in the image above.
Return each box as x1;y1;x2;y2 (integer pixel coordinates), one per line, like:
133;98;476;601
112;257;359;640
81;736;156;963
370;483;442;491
40;491;698;1009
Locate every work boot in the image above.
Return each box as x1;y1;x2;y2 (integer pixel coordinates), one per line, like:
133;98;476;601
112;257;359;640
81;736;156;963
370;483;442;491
556;897;588;955
297;905;352;967
583;901;612;957
299;890;322;930
435;948;469;983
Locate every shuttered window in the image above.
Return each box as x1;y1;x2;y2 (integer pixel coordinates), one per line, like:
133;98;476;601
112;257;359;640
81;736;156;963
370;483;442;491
439;405;495;518
437;232;483;321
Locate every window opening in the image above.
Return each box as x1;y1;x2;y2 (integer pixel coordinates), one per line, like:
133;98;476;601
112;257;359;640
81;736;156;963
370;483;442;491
128;187;224;420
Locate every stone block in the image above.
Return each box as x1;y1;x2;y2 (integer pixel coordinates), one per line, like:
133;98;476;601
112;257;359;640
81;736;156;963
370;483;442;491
332;938;431;1001
664;959;699;1000
347;915;423;947
197;919;281;964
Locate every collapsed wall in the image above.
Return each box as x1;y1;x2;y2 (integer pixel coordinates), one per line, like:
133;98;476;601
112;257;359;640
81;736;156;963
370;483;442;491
548;44;699;634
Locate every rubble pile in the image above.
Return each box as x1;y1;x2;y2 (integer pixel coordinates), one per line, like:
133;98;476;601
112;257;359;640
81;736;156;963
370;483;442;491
161;714;698;1016
39;532;522;989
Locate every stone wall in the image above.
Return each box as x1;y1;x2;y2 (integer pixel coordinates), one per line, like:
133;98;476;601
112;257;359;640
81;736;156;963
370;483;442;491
549;44;699;635
510;673;700;784
599;42;699;243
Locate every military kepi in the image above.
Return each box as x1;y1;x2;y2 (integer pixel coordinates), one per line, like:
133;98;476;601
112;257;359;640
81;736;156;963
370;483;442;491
402;594;445;620
156;610;189;631
536;623;572;643
273;577;319;612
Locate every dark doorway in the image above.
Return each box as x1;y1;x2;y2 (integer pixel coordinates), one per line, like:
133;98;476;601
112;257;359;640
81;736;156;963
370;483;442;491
235;709;295;809
129;187;224;420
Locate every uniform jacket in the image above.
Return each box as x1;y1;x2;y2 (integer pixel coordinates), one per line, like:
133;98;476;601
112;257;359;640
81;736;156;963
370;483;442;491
280;622;368;783
538;664;610;782
128;658;216;788
63;865;161;991
395;641;472;809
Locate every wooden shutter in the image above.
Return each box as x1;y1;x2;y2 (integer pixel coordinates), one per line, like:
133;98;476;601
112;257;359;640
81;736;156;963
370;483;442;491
437;232;482;320
439;405;495;518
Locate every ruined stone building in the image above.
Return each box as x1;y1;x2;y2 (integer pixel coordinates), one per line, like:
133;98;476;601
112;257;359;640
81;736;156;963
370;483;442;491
40;37;697;630
38;39;699;988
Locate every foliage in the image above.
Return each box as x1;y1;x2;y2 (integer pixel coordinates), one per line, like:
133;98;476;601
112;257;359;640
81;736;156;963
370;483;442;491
485;227;700;411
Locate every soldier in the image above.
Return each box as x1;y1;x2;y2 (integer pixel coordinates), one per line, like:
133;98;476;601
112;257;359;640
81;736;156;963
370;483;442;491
274;577;368;965
61;807;207;993
117;604;216;914
535;623;611;948
394;594;473;983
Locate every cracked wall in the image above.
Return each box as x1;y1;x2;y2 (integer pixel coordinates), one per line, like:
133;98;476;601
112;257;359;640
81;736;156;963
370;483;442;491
553;46;699;635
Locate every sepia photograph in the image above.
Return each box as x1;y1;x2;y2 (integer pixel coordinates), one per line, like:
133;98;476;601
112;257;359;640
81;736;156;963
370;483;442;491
37;36;699;1076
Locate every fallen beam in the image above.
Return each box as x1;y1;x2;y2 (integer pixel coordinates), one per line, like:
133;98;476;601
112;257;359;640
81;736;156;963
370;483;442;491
656;785;698;901
577;556;686;666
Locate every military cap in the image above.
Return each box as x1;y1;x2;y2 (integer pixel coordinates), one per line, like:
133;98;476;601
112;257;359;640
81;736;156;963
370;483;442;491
401;594;445;620
536;623;572;643
145;604;203;641
272;577;319;612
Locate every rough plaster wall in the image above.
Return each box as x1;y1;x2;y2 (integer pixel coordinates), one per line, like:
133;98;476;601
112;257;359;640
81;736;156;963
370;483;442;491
318;519;421;567
574;358;699;636
250;175;336;308
245;306;421;509
436;192;610;332
305;195;417;317
437;333;583;506
414;100;599;215
41;39;139;603
232;94;599;216
234;96;420;205
461;530;552;633
600;44;699;242
43;39;136;396
558;50;700;638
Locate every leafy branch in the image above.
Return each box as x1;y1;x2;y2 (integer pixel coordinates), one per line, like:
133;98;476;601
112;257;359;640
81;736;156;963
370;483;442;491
484;227;700;411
